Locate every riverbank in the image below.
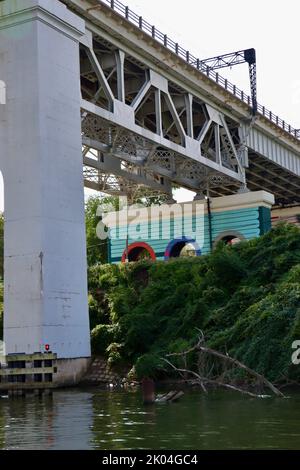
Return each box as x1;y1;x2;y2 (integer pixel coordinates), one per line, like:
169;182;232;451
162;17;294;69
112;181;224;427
80;355;300;399
88;223;300;387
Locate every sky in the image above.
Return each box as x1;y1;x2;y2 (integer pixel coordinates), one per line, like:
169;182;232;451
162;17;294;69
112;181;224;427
1;0;299;210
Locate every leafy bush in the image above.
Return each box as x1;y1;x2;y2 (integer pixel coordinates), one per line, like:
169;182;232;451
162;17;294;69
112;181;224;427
135;353;164;379
106;343;123;366
91;324;116;355
0;281;3;341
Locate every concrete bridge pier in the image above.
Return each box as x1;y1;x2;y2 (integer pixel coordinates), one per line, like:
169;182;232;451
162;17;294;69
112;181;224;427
0;0;91;385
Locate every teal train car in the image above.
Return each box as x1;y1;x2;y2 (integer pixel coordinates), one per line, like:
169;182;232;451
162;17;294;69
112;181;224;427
102;191;274;263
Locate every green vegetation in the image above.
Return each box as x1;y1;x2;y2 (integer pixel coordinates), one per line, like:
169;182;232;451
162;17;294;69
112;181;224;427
88;223;300;383
85;195;120;266
0;282;3;342
0;213;3;340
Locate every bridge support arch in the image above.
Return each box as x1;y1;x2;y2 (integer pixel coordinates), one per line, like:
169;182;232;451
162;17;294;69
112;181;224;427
0;0;91;384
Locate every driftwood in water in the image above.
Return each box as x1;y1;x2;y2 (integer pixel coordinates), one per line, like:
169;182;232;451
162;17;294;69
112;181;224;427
162;331;285;398
141;377;184;404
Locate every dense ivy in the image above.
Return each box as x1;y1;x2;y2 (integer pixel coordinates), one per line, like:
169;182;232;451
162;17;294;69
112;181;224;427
0;214;3;340
87;224;300;381
0;281;2;342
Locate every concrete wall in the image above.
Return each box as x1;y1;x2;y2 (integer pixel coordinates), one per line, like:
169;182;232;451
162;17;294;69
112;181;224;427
55;358;92;387
0;0;91;359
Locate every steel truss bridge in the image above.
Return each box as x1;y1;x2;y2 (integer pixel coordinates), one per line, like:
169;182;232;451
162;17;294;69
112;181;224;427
63;0;300;206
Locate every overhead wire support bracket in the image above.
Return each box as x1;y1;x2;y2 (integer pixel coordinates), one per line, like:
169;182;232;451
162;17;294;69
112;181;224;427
199;48;257;116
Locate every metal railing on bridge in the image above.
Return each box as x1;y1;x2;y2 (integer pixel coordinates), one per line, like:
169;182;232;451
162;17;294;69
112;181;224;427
99;0;300;141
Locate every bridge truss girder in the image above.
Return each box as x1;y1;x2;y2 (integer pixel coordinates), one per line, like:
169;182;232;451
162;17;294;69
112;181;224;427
80;33;246;199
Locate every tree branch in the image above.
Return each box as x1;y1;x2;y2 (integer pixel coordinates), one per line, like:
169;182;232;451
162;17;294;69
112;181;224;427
197;344;284;397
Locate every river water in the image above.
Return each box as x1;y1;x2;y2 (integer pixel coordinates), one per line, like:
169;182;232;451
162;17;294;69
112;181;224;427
0;388;299;450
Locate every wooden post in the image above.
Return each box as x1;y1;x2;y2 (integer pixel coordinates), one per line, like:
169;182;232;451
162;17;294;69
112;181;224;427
141;377;155;404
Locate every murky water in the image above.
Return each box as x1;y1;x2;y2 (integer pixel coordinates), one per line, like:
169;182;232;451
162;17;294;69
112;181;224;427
0;388;299;450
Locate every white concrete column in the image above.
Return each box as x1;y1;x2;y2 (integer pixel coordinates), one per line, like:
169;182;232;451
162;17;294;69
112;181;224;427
0;0;91;359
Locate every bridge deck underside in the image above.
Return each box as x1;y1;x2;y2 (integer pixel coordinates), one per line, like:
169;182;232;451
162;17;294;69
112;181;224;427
205;153;300;206
246;154;300;206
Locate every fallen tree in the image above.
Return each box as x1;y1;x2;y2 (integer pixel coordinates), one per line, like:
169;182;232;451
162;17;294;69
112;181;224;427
162;331;285;398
